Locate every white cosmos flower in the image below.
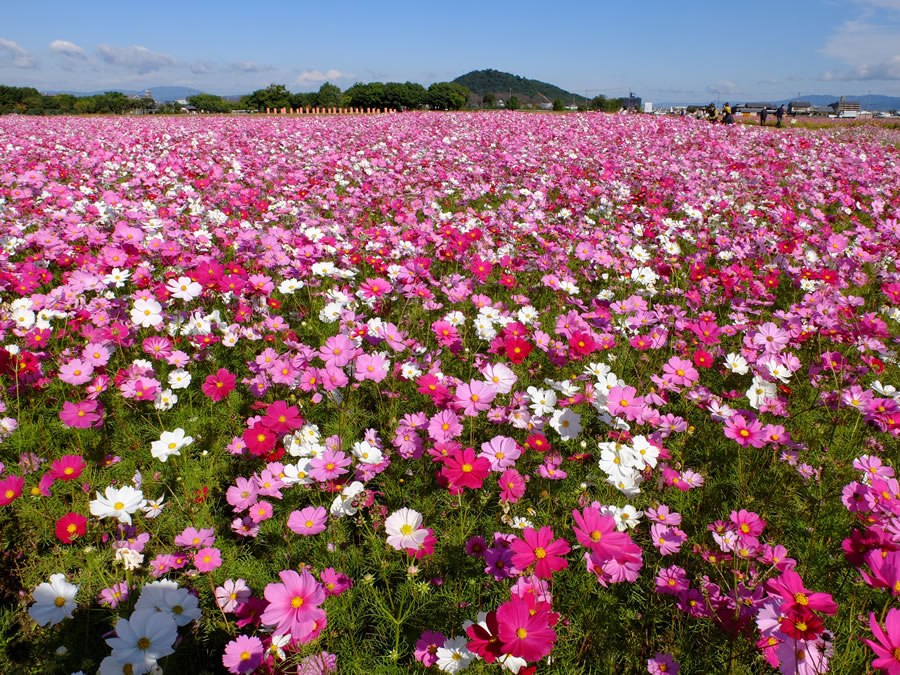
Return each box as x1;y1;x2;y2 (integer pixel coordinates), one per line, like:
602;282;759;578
482;363;517;394
105;609;178;672
549;408;581;440
352;441;383;465
435;636;474;673
329;481;365;518
90;485;147;525
150;428;193;463
526;386;557;416
746;376;777;409
165;276;202;301
384;507;427;551
278;278;304;294
724;352;749;375
282;460;314;486
167;369;191;390
28;573;79;626
135;581;202;627
153;389;177;411
131;298;163;328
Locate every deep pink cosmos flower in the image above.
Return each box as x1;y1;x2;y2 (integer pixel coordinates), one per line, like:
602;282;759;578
441;447;491;491
319;568;353;596
730;509;765;544
510;526;570;579
498;469;526;503
723;414;766;448
202;368;236;401
0;474;24;506
863;608;900;674
766;569;838;615
48;454;86;481
262;400;303;433
496;595;557;662
260;569;326;642
571;507;631;562
55;512;87;544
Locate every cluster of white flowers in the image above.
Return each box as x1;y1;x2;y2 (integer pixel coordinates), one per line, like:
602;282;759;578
597;435;659;497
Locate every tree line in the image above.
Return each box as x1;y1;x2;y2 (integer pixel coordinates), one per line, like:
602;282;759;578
2;80;630;115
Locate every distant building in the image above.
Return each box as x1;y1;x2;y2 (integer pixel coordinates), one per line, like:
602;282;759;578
830;96;861;117
788;101;813;115
735;102;773;115
623;92;641;111
643;102;653;113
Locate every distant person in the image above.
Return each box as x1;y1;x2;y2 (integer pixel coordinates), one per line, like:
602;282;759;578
759;106;768;126
776;104;785;128
722;102;734;124
706;103;717;122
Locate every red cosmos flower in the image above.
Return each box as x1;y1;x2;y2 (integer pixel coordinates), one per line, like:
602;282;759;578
242;423;277;457
779;607;825;640
693;349;714;368
526;433;551;453
505;337;533;364
202;368;236;401
55;512;87;544
441;447;491;491
510;526;570;579
569;331;596;357
466;610;504;663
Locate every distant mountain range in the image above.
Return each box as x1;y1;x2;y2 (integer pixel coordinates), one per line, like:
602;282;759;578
41;86;241;102
453;69;587;105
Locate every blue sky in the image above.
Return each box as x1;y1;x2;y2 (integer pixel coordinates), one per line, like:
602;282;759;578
2;0;900;102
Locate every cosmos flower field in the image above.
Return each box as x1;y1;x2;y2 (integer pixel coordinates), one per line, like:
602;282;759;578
1;111;899;674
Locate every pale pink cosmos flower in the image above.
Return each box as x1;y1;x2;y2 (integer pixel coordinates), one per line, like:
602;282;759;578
455;380;497;417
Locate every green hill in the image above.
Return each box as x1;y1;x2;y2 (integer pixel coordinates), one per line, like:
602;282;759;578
453;69;586;105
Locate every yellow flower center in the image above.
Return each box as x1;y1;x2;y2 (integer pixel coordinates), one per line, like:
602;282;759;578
291;596;304;608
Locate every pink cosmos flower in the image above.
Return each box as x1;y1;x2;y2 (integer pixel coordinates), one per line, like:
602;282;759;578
730;509;765;544
766;569;838;615
320;334;355;368
455;380;497;417
606;385;645;421
354;353;389;382
662;356;698;387
216;578;251;613
202;368;236;401
309;449;351;482
288;506;328;536
648;653;680;674
498;468;526;503
723;414;766;448
427;409;463;443
360;277;391;299
650;523;687;555
414;630;446;667
175;527;216;549
226;477;258;512
58;358;94;386
58;400;102;428
479;435;521;472
319;568;352;596
510;526;571;578
194;547;222;572
260;569;326;641
222;635;264;674
248;500;274;523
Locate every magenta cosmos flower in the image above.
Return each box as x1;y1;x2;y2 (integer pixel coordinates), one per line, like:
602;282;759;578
723;414;766;448
58;400;102;428
48;454;86;482
496;595;557;662
863;608;900;674
498;469;526;503
455;380;497;417
202;368;236;401
510;526;571;579
260;569;325;640
441;447;491;490
572;507;631;563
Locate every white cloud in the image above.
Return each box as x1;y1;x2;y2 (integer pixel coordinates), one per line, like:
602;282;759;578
706;79;736;95
821;14;900;81
0;37;36;68
190;61;210;75
228;61;271;73
824;55;900;80
49;40;87;59
96;44;176;74
295;69;352;86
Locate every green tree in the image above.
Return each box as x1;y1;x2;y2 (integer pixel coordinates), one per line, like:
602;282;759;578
187;94;231;113
316;82;342;108
552;98;565;111
246;84;291;111
426;82;469;110
482;92;496;108
506;95;520;110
